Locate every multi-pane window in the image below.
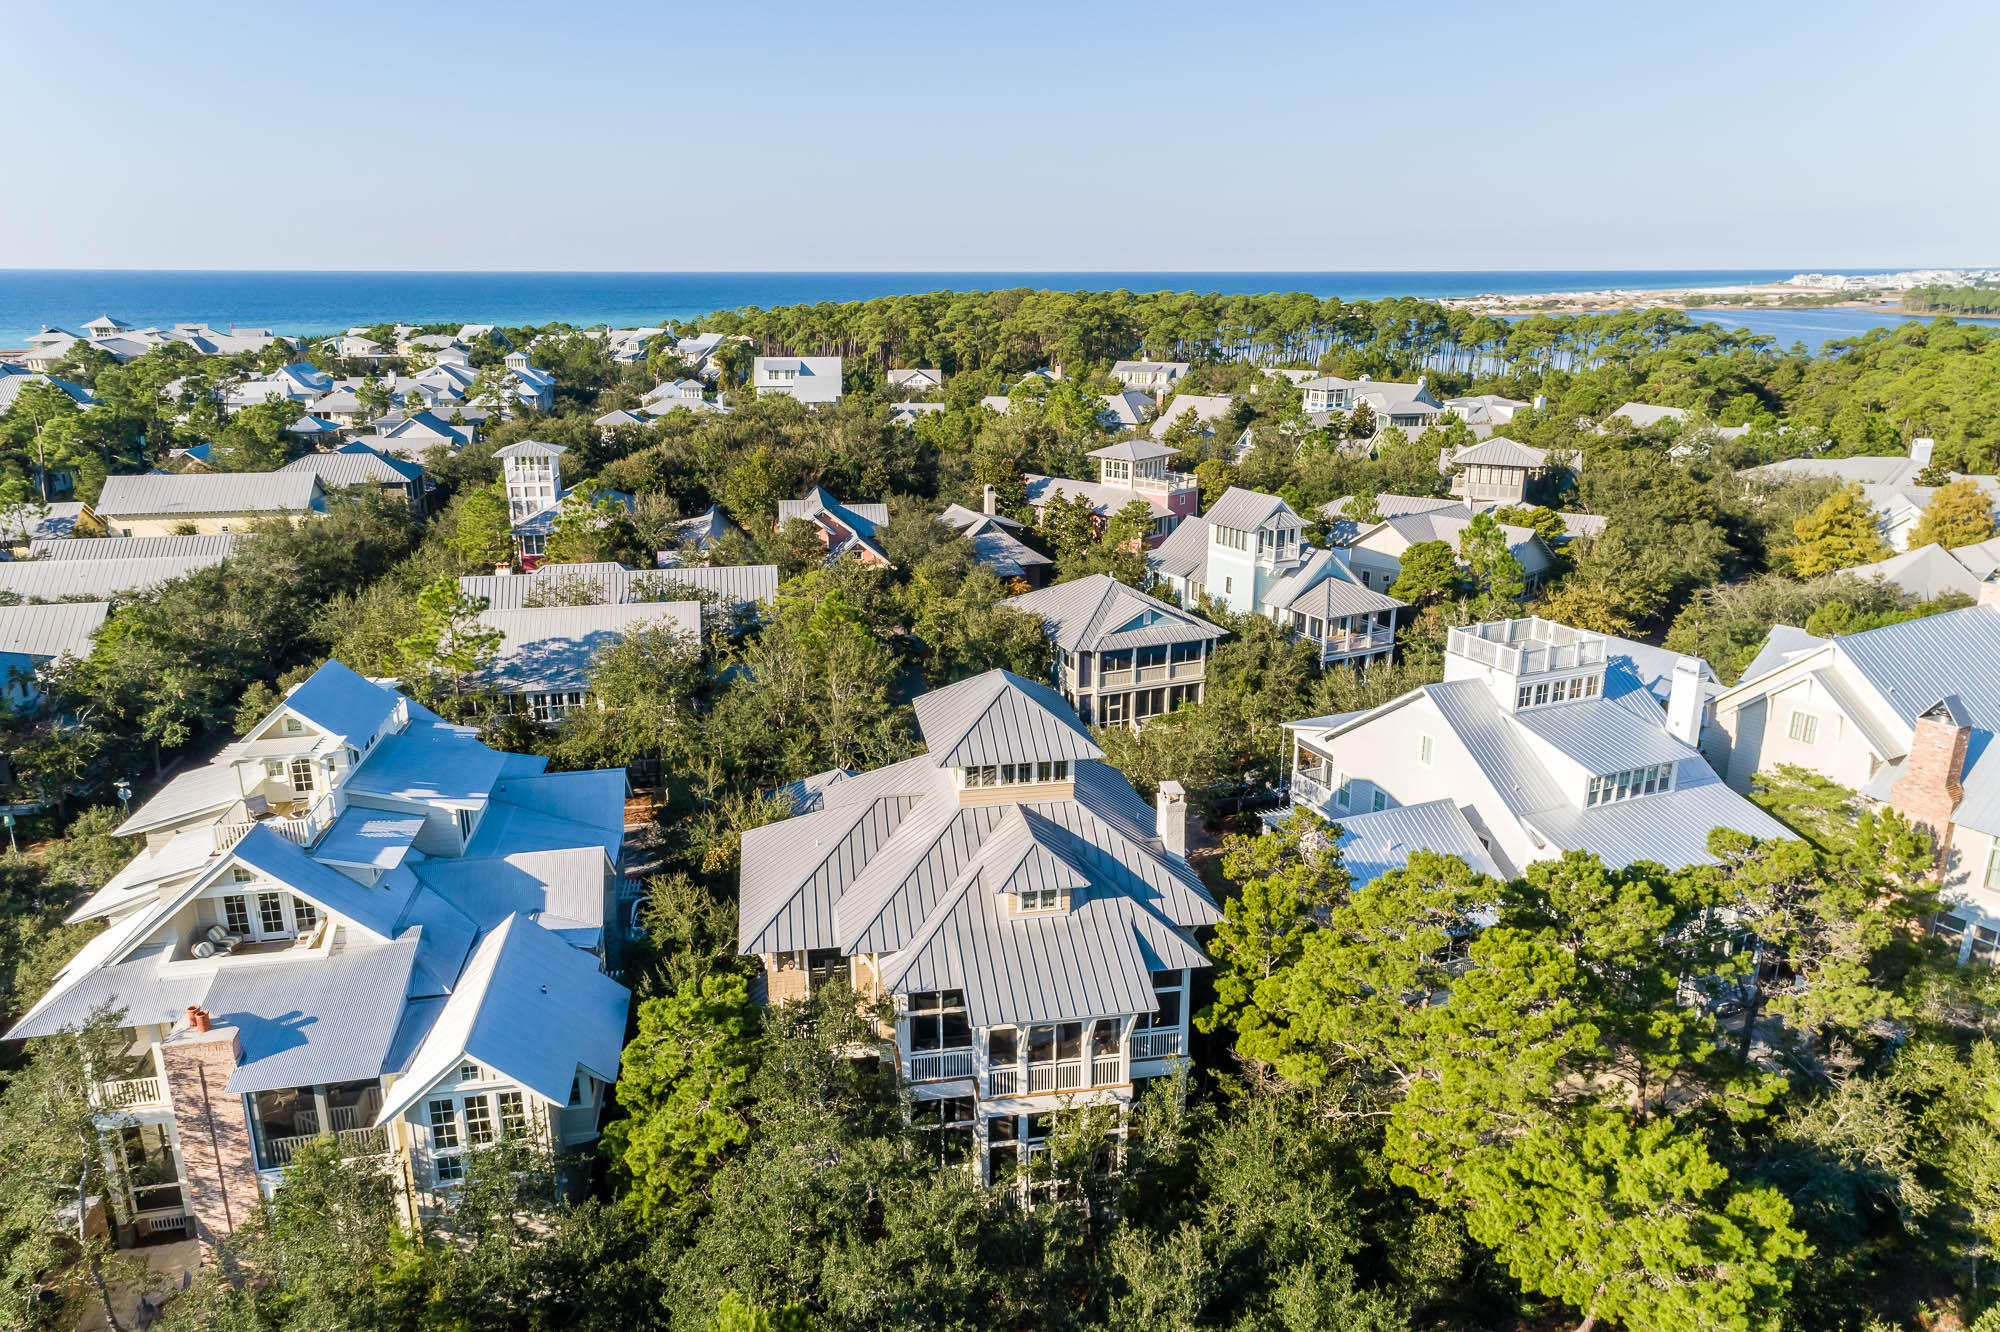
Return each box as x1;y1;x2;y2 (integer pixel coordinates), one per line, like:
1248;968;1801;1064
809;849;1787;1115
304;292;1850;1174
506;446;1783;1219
1169;641;1203;666
497;1091;527;1138
1017;882;1066;913
1974;927;2000;968
434;1153;465;1183
986;1114;1019;1182
1986;851;2000;891
289;757;315;792
529;691;586;722
910;1095;974;1164
222;895;251;934
1787;711;1819;744
1585;764;1675;807
1334;772;1351;809
258;893;287;935
231;866;255;884
1516;675;1600;709
962;761;1069;789
427;1099;459;1149
463;1097;496;1146
1137;970;1183;1031
906;990;970;1051
1418;734;1435;765
1371;790;1387;812
458;1061;482;1083
292;898;319;933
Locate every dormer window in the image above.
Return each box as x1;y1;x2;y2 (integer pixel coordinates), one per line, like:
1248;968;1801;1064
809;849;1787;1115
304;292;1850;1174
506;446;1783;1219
1016;884;1068;913
1215;525;1248;551
231;866;255;884
283;716;303;734
1515;674;1601;709
962;760;1069;789
1586;763;1675;807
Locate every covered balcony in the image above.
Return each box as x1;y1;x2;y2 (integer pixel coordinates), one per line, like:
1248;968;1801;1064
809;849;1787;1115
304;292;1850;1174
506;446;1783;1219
250;1081;391;1171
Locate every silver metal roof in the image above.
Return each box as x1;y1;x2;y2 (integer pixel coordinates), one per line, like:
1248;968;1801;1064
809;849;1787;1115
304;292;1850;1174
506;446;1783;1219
28;534;240;560
1330;799;1504;887
461;561;778;611
1003;574;1226;654
475;603;700;694
738;676;1217;1027
1203;486;1297;533
0;553;229;601
0;600;108;661
95;471;324;517
910;670;1104;769
211;938;421;1094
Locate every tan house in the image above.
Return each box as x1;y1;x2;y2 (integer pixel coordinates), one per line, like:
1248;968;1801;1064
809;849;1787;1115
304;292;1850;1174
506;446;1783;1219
92;472;328;537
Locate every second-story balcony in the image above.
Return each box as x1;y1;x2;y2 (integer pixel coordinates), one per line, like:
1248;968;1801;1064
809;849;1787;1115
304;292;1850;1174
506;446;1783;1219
94;1075;169;1112
1317;626;1395;663
211;789;343;854
1129;469;1197;495
1131;1028;1184;1061
1097;657;1206;688
906;1047;976;1083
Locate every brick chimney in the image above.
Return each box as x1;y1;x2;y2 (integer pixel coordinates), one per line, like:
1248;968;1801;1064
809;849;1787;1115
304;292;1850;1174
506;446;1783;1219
1889;698;1969;853
161;1020;253;1257
1156;780;1188;858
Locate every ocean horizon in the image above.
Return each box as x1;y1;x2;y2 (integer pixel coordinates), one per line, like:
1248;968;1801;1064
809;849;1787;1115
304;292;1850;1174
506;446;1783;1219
1;268;1988;353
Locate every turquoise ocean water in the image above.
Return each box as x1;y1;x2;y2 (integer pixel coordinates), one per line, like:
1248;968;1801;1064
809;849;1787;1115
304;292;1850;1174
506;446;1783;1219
1;269;1991;353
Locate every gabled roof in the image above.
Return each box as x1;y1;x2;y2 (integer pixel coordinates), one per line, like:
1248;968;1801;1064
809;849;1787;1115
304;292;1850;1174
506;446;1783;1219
1446;437;1550;469
1003;574;1226;654
475;602;700;694
0;554;231;602
1844;543;1985;602
1203;486;1297;533
29;534;240;561
94;471;323;518
1330;799;1504;887
1263;551;1404;619
911;670;1104;768
777;487;887;534
0;601;109;662
280;659;400;745
1145;514;1210;586
374;914;629;1124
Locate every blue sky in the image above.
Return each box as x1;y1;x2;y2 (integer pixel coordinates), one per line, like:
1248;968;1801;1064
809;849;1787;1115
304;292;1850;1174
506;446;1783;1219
2;0;1993;271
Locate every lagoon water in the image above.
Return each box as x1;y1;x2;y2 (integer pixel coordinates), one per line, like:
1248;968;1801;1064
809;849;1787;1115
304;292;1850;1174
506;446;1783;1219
1;268;1991;352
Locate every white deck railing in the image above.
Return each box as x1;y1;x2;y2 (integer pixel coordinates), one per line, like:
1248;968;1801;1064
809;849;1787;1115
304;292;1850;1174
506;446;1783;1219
907;1048;976;1082
260;1125;390;1169
1131;1029;1184;1061
95;1076;167;1109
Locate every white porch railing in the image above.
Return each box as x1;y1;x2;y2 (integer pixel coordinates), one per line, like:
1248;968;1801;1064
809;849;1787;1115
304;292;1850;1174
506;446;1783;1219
1026;1060;1085;1093
907;1048;975;1082
134;1207;188;1238
1131;471;1195;494
210;792;339;854
1132;1028;1184;1060
95;1076;167;1109
1090;1055;1122;1086
211;821;254;853
260;1125;390;1169
986;1066;1021;1096
1291;770;1332;809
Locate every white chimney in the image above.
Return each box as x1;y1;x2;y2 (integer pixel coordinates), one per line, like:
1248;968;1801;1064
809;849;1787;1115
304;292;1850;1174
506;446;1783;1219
494;562;513;577
1910;437;1936;466
1156;780;1188;858
982;484;998;516
1666;657;1705;746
